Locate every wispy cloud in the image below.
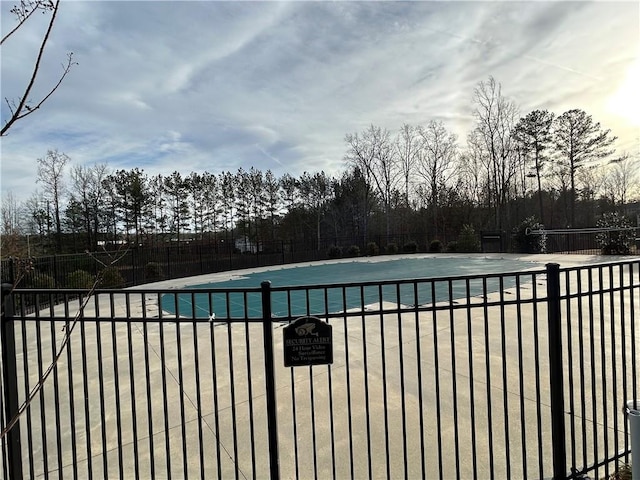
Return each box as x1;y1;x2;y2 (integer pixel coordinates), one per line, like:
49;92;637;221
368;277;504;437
1;1;638;201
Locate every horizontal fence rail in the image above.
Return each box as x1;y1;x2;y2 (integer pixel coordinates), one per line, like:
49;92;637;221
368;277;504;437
1;259;638;479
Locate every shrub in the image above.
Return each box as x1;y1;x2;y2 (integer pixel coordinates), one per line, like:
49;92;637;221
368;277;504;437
457;224;481;253
403;240;418;253
366;242;380;256
607;463;631;480
596;212;633;255
144;262;164;282
512;217;546;253
68;256;98;274
21;271;55;289
346;245;360;257
446;241;458;253
327;245;342;259
66;270;95;289
99;266;125;288
15;271;56;309
429;239;443;253
385;242;398;254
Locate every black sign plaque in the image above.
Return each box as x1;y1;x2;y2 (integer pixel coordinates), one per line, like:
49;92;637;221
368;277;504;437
283;316;333;367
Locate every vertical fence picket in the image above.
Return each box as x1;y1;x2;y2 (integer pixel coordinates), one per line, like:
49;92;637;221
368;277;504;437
261;281;279;480
1;284;22;480
546;263;567;480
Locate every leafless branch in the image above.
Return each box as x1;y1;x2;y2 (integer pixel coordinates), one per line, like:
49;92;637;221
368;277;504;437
1;0;54;46
0;247;129;440
1;0;76;136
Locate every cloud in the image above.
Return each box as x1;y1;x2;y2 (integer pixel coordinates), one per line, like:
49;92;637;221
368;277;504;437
1;1;638;202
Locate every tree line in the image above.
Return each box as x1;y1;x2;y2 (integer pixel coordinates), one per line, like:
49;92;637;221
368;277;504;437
2;77;638;257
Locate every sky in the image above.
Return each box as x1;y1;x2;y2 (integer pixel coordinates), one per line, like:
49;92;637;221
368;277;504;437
1;0;639;203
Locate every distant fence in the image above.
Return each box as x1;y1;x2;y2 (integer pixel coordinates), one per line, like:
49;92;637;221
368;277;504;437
0;234;421;288
532;227;640;255
2;229;638;290
1;260;638;479
481;227;640;255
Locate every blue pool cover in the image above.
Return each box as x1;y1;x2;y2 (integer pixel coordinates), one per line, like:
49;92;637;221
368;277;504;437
161;256;540;319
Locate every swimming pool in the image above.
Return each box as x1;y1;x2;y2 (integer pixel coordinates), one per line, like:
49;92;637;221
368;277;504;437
161;256;540;319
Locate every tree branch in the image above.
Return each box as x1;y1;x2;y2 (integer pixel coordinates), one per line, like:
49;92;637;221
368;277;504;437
1;0;54;46
1;0;75;136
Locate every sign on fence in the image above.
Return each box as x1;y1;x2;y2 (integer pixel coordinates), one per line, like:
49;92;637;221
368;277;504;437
283;316;333;367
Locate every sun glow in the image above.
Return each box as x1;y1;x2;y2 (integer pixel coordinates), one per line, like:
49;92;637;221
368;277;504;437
607;58;640;127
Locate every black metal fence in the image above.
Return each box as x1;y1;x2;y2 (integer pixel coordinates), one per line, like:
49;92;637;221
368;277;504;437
4;229;638;290
1;259;638;479
1;241;329;289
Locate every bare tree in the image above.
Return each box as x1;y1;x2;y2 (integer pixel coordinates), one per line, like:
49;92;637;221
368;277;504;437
459;130;488;208
471;76;520;230
345;124;400;237
605;153;639;213
68;163;109;250
0;192;25;256
36;149;68;251
546;160;572;227
416;120;458;237
2;0;76;135
394;123;420;206
576;164;607;225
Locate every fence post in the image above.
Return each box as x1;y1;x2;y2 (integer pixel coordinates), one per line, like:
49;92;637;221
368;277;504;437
8;258;15;285
261;281;279;480
131;248;137;285
53;254;59;288
166;246;171;279
1;283;23;479
546;263;566;479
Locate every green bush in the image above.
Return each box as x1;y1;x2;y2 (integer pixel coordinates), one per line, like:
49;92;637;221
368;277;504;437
366;242;380;256
403;240;418;253
596;212;633;255
446;241;458;253
512;217;546;253
144;262;164;282
346;245;360;257
429;239;442;253
457;224;481;253
385;242;398;254
99;266;125;288
66;270;95;289
327;245;342;259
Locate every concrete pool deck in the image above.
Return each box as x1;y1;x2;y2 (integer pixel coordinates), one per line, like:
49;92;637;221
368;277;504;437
7;253;639;479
